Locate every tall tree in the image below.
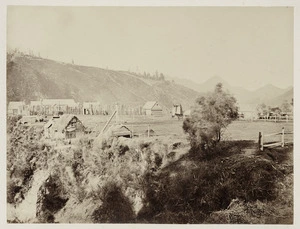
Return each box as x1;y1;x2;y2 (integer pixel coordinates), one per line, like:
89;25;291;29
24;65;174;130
183;83;239;150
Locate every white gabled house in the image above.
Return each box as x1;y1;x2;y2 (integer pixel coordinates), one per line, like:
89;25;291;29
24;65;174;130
142;101;163;116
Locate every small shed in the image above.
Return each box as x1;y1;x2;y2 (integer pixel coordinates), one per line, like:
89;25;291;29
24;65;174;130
109;124;132;138
142;101;163;116
172;104;183;117
44;114;85;139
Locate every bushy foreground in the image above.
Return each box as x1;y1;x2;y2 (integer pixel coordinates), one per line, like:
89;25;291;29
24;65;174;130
7;123;293;224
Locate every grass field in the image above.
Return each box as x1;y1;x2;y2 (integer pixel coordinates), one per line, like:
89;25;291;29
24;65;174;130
78;115;293;143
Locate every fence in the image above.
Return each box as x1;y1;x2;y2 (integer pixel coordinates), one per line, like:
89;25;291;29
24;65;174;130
257;115;293;123
258;127;293;151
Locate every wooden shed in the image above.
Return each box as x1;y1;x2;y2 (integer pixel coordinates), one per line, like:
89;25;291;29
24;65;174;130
109;124;132;138
142;101;163;116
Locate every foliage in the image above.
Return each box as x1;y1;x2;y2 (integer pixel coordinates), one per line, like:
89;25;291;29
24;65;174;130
92;182;135;223
7;120;293;224
7;124;47;204
7;115;22;134
256;103;268;117
137;142;285;223
36;173;69;223
183;83;238;151
280;100;292;113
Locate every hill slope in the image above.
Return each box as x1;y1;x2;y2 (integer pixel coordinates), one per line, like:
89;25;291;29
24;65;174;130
7;55;199;110
169;75;293;107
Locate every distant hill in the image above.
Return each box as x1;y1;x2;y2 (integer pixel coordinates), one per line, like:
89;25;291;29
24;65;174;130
169;75;293;108
266;87;293;106
6;54;199;110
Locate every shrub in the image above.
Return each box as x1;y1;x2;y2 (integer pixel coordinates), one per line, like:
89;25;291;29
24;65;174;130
183;83;238;154
92;182;135;223
36;173;69;223
137;150;282;223
7;115;22;134
7;179;22;204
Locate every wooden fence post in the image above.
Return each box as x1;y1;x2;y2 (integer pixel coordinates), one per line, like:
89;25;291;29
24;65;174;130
281;127;285;147
258;132;263;151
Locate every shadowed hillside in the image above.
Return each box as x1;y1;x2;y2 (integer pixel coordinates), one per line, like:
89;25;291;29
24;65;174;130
7;54;199;110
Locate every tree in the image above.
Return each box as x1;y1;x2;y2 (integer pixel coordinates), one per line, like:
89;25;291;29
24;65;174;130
183;83;238;150
281;100;292;113
159;73;165;81
155;70;159;79
256;103;268;117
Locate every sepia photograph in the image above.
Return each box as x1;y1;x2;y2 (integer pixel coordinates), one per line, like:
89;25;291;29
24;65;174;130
3;2;296;225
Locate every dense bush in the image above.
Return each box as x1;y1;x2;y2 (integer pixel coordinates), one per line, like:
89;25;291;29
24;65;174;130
36;173;69;223
7;124;46;204
137;142;284;223
7;115;22;134
92;182;135;223
183;83;238;154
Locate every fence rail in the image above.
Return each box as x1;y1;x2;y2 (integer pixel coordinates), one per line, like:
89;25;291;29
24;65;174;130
258;127;293;151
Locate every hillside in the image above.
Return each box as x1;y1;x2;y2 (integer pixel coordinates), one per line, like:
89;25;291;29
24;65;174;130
6;54;199;110
169;75;293;107
266;88;293;106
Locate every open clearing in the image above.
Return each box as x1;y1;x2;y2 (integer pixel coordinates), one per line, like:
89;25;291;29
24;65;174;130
78;115;293;143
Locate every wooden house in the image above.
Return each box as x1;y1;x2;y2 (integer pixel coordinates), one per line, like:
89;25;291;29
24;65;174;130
239;104;258;120
44;114;85;139
8;101;29;116
142;101;163;116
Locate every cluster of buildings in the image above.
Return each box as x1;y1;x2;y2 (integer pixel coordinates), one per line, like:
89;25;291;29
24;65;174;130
7;99;80;116
7;99;166;117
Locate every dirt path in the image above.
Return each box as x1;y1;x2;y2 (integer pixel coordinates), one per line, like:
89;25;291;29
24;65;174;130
7;169;49;223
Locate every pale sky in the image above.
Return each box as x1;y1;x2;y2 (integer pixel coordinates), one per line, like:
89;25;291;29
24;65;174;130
7;6;293;90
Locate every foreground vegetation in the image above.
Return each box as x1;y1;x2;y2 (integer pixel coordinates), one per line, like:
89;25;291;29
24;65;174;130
7;120;293;223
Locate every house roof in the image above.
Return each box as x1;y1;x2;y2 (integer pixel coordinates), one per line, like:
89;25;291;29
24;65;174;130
8;101;25;110
42;99;77;106
143;101;158;110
